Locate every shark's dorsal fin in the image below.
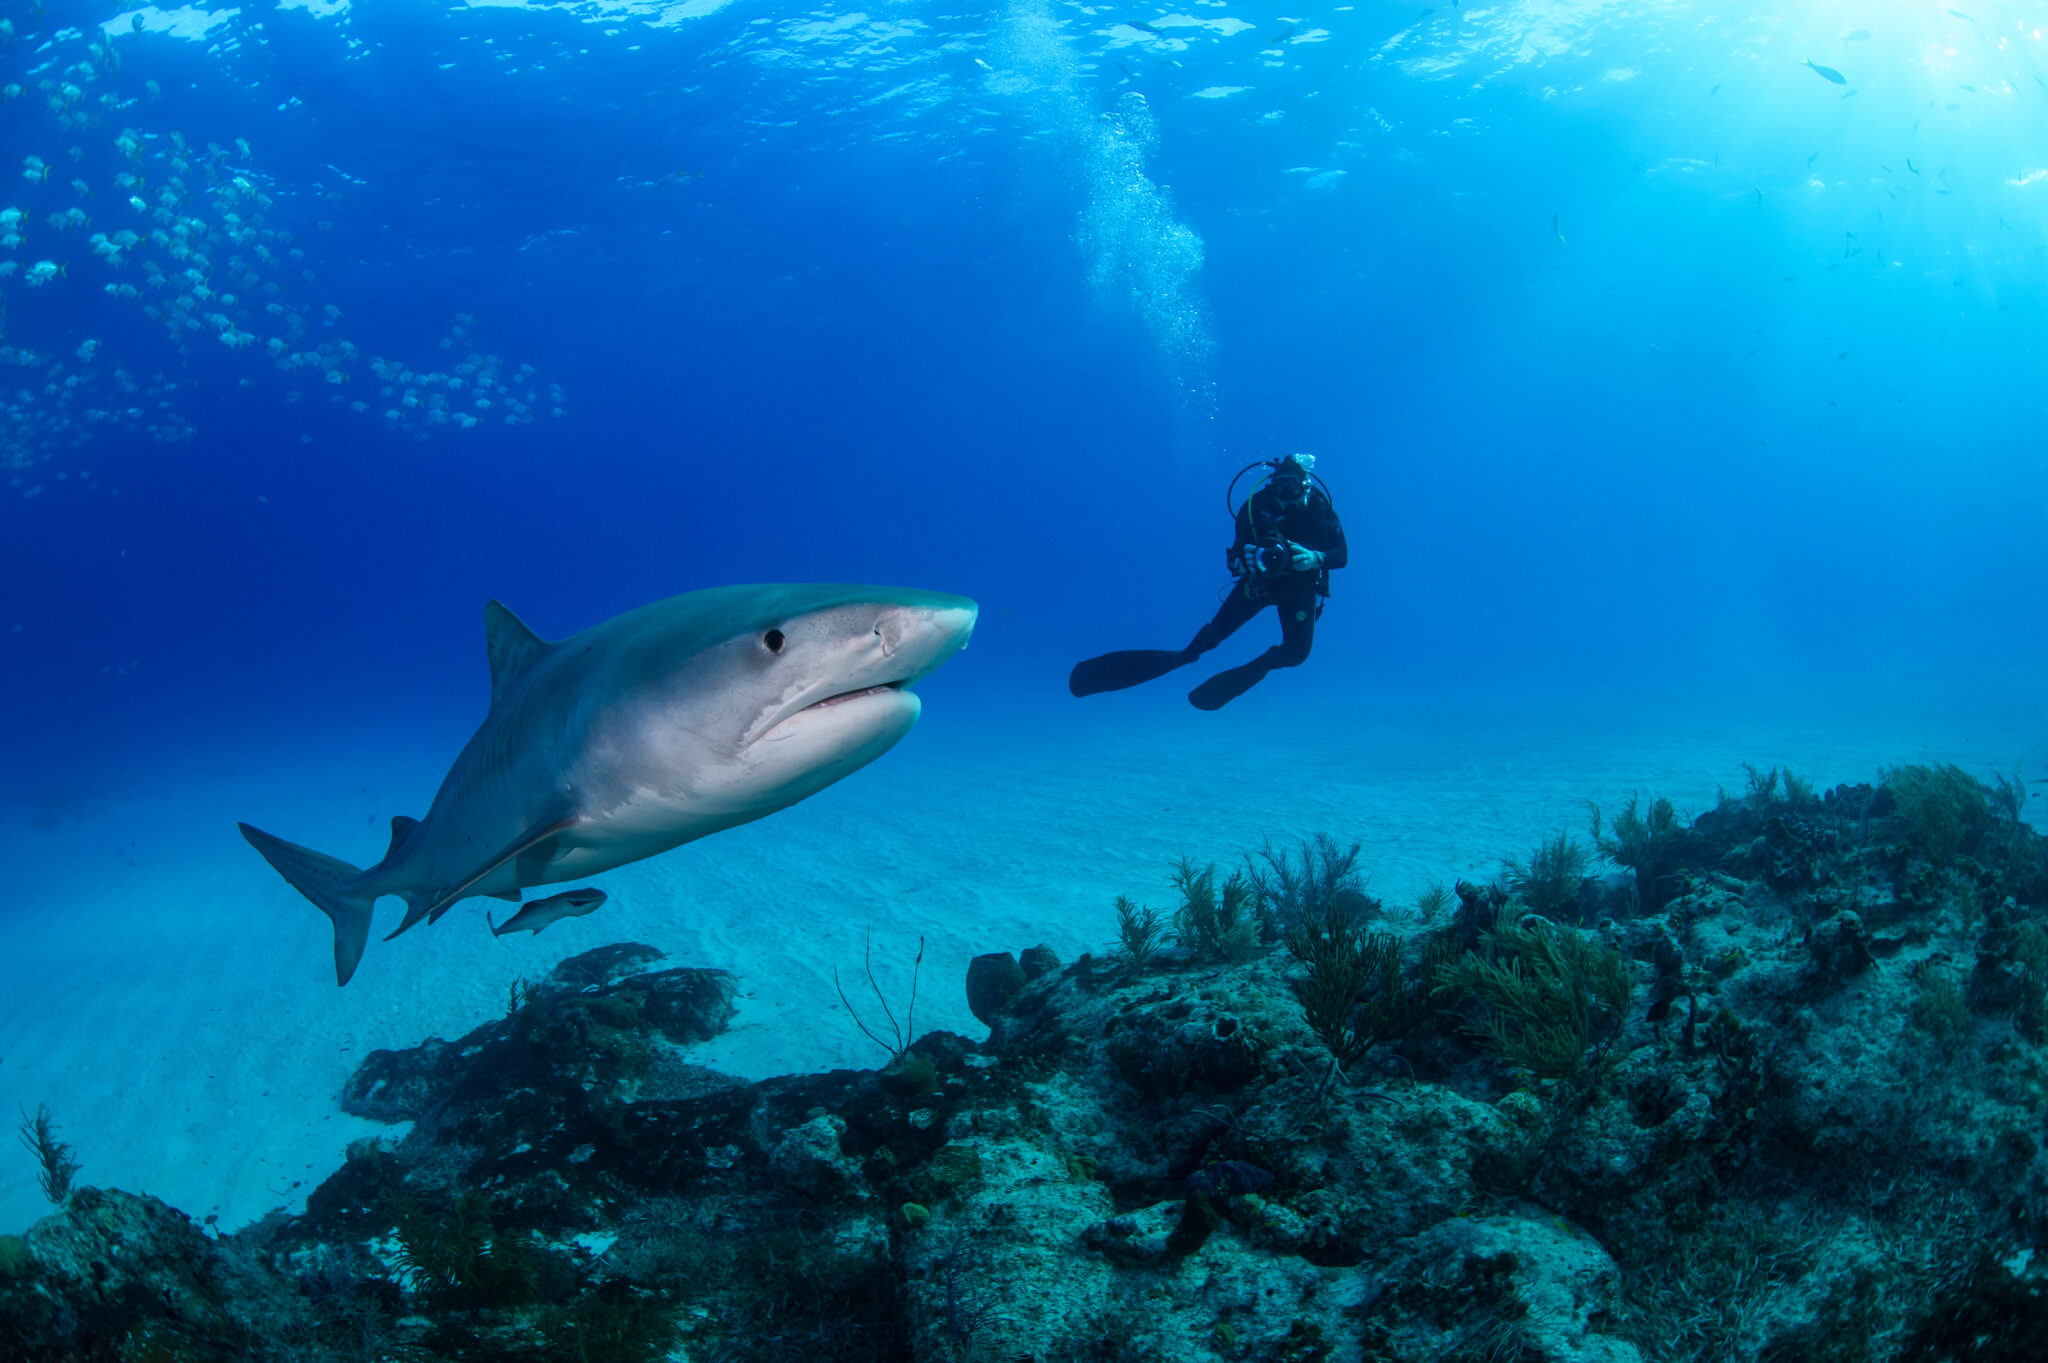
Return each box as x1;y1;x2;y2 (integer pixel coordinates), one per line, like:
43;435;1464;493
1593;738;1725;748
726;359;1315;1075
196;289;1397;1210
386;815;420;862
483;600;551;709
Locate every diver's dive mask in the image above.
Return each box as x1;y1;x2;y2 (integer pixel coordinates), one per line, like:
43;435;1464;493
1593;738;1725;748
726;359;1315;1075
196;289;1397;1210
1269;457;1310;502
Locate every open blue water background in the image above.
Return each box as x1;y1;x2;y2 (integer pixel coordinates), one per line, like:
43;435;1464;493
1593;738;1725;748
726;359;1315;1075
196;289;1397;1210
3;0;2045;862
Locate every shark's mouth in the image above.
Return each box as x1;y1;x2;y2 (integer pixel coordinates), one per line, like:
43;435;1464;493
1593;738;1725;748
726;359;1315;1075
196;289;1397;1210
755;681;912;744
802;681;906;712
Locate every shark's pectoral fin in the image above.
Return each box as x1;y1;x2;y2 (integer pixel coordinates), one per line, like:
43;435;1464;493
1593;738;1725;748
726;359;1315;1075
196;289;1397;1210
417;813;579;929
487;889;522;902
513;837;558;888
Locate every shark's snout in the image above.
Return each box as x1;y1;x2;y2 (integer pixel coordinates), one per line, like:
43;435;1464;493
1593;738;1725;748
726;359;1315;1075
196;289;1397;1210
744;594;976;748
876;599;976;680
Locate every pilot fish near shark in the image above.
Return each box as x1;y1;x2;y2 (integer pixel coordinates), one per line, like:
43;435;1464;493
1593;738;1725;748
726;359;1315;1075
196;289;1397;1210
490;887;607;937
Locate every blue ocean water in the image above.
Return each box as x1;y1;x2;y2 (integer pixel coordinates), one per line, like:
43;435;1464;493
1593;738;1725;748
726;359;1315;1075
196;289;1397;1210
2;0;2047;1235
6;0;2044;792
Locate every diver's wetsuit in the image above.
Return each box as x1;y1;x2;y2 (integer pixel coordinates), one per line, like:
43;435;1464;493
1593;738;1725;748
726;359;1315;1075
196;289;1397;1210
1066;480;1348;709
1181;483;1348;709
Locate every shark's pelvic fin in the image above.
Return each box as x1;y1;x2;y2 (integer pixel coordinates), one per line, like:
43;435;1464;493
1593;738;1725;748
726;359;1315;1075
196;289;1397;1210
239;823;377;986
386;889;434;941
391;888;434;940
483;600;552;710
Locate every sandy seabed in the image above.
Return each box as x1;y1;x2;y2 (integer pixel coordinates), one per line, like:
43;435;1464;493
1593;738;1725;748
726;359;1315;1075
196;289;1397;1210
0;684;2040;1235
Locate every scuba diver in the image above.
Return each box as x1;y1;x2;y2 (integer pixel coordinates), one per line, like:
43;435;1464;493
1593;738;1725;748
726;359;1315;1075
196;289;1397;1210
1068;453;1348;711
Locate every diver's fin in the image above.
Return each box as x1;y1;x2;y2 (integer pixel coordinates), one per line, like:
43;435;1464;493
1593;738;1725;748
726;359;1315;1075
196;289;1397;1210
1188;659;1270;712
239;823;377;987
385;813;578;939
1068;649;1193;697
483;600;552;710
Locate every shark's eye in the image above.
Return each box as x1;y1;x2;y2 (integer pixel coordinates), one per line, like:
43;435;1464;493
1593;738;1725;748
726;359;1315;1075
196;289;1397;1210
763;629;785;654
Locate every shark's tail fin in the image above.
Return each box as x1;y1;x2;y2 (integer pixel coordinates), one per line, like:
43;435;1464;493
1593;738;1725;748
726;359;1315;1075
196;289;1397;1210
239;823;377;986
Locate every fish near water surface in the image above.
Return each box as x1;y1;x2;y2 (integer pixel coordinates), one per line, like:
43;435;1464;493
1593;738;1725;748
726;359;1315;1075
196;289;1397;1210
241;582;978;984
1803;57;1848;85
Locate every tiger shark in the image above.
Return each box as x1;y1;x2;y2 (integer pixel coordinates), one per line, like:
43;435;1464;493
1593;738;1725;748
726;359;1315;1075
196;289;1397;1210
241;582;977;985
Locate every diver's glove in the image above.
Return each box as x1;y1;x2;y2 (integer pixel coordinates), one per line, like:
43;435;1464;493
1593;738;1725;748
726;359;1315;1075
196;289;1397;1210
1288;543;1324;573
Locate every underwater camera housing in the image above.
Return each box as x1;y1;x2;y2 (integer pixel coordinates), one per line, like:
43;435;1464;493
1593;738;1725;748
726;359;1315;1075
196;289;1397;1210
1233;533;1297;577
1252;536;1296;575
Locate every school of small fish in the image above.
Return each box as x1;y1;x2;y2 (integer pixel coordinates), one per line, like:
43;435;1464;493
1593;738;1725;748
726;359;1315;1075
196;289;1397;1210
0;19;565;495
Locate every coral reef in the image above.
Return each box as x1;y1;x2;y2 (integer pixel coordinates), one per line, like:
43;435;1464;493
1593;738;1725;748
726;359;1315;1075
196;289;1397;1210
7;760;2048;1361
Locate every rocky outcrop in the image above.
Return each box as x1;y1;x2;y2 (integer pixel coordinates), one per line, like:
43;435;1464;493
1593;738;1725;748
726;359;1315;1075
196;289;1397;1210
7;765;2048;1362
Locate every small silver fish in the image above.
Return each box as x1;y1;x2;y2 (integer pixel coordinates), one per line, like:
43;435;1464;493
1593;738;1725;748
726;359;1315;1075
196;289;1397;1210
490;888;607;937
1803;58;1847;85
